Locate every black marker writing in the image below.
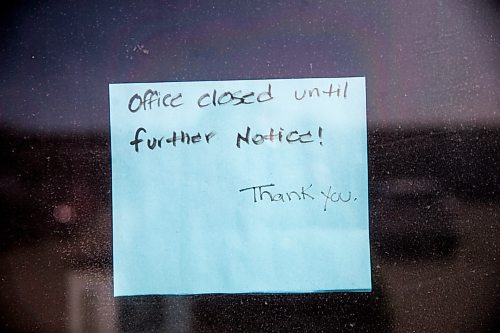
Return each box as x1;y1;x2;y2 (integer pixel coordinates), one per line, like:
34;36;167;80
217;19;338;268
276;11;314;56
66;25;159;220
130;127;215;152
294;81;348;101
239;184;314;203
236;127;319;148
320;186;356;211
128;90;183;112
197;84;273;108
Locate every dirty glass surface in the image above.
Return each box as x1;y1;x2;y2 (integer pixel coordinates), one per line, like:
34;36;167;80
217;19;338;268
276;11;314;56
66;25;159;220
0;1;499;332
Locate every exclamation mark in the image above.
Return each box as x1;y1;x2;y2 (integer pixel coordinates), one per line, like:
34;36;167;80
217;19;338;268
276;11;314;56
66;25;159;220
318;126;323;146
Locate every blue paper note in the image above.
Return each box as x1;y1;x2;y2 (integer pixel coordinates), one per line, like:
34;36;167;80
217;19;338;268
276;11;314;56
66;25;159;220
109;77;371;296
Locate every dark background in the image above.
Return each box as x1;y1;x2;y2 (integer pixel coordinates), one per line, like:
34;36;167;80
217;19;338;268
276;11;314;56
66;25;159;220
0;0;499;332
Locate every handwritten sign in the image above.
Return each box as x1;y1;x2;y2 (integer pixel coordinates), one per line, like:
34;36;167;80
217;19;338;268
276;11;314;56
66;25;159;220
109;77;371;296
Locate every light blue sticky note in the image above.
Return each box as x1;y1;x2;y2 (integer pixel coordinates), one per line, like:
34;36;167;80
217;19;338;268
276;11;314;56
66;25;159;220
109;77;371;296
